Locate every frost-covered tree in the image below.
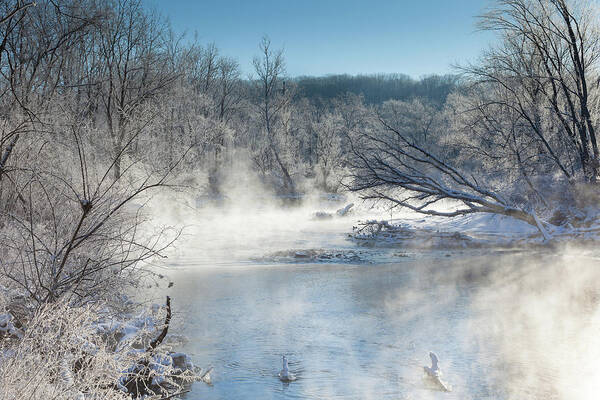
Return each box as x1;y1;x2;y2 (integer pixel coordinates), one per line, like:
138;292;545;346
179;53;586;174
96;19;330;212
251;36;296;194
465;0;600;184
348;0;600;233
91;0;177;180
313;112;346;192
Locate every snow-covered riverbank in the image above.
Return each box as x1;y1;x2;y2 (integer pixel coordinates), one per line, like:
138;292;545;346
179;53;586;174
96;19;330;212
0;286;209;399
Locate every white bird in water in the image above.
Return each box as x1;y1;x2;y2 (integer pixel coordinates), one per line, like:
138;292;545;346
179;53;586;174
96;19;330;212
278;355;296;382
424;352;440;378
423;352;451;392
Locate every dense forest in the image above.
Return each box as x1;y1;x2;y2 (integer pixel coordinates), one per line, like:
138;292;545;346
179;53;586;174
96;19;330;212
294;73;458;105
0;0;599;398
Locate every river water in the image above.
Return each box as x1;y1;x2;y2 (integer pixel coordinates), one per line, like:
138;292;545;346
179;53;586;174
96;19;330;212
154;202;600;400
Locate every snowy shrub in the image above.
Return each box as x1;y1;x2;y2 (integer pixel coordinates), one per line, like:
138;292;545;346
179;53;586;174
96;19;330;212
0;301;128;400
0;297;198;399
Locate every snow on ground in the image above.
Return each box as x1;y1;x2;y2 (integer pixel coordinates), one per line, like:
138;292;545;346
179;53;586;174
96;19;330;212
392;212;539;238
349;206;543;249
350;208;600;250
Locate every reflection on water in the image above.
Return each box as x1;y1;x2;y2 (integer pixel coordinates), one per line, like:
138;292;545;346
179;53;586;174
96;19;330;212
162;252;600;400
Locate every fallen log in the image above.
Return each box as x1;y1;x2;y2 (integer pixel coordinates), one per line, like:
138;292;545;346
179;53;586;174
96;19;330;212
122;296;172;397
148;296;171;351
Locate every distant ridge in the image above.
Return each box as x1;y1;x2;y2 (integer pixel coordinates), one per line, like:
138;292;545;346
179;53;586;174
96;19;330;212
292;73;459;105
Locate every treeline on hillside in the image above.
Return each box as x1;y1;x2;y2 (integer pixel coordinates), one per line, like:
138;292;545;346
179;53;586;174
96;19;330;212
294;73;458;105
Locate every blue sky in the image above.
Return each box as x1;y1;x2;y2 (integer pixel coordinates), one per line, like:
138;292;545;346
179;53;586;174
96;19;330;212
151;0;495;78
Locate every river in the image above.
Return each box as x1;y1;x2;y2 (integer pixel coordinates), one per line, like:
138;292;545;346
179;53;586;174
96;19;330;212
152;200;600;400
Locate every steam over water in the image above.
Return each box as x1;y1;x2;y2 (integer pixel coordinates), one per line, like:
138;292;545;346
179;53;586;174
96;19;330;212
154;201;600;399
